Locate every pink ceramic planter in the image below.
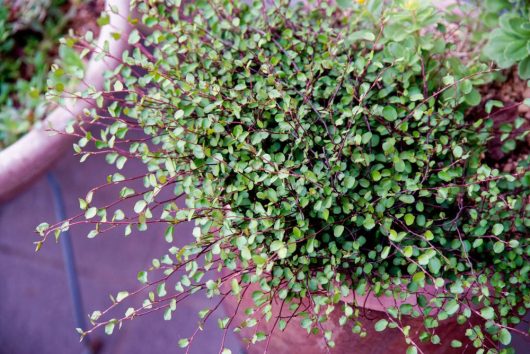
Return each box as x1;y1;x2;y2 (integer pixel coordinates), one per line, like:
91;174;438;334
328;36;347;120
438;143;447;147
0;0;131;202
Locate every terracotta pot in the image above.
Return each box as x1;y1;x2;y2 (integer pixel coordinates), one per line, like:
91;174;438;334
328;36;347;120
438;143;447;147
0;0;131;202
223;281;485;354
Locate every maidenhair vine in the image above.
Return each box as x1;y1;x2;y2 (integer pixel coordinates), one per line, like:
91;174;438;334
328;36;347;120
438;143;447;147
38;1;529;353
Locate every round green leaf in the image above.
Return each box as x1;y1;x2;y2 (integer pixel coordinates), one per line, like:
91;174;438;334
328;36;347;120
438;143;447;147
374;319;388;332
382;106;398;121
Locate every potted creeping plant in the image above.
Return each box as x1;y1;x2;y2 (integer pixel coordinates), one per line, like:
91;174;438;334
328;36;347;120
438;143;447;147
38;1;529;354
0;0;131;201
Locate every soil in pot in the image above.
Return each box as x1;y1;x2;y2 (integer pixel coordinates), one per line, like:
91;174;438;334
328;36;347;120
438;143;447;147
477;70;530;171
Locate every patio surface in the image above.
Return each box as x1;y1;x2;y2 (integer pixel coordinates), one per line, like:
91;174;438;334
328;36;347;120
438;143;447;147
0;151;243;354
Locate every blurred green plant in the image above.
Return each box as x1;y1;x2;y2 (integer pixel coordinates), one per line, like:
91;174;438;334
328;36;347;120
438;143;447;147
483;0;530;79
0;0;83;149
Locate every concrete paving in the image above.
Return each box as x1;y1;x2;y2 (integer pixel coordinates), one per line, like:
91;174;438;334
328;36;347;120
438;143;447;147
0;152;243;354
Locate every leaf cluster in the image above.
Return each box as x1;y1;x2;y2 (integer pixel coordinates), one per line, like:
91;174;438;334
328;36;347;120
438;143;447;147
40;1;529;353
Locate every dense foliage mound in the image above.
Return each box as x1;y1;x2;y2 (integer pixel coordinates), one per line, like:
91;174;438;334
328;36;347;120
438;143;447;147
39;1;529;352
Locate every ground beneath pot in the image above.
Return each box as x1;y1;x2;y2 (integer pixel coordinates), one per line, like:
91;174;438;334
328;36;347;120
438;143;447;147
0;152;243;354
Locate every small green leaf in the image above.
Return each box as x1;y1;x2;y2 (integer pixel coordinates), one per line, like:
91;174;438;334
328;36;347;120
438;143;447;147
424;230;434;241
399;194;415;204
134;200;147;213
485;100;504;113
137;271;148;284
418;253;430;265
381;246;390;259
412;271;425;283
428;257;442;274
499;328;512;345
163;307;172;321
450;340;462;348
336;0;352;8
334;225;345;237
178;338;190;348
344;175;356;189
442;75;455;86
382;106;398;121
404;214;415;226
406;346;418;354
97;14;110;27
105;321;116;335
36;222;49;235
445;300;460;316
252;255;267;265
374;319;388;332
492;223;504;236
403;246;413;258
128;29;141;45
434;278;445;288
452;146;463;159
480;307;495;320
116;291;129;302
493;241;505;253
231;278;241;295
241;246;251;260
364;215;376;230
270;240;285;252
85;207;97;219
465;89;481;106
